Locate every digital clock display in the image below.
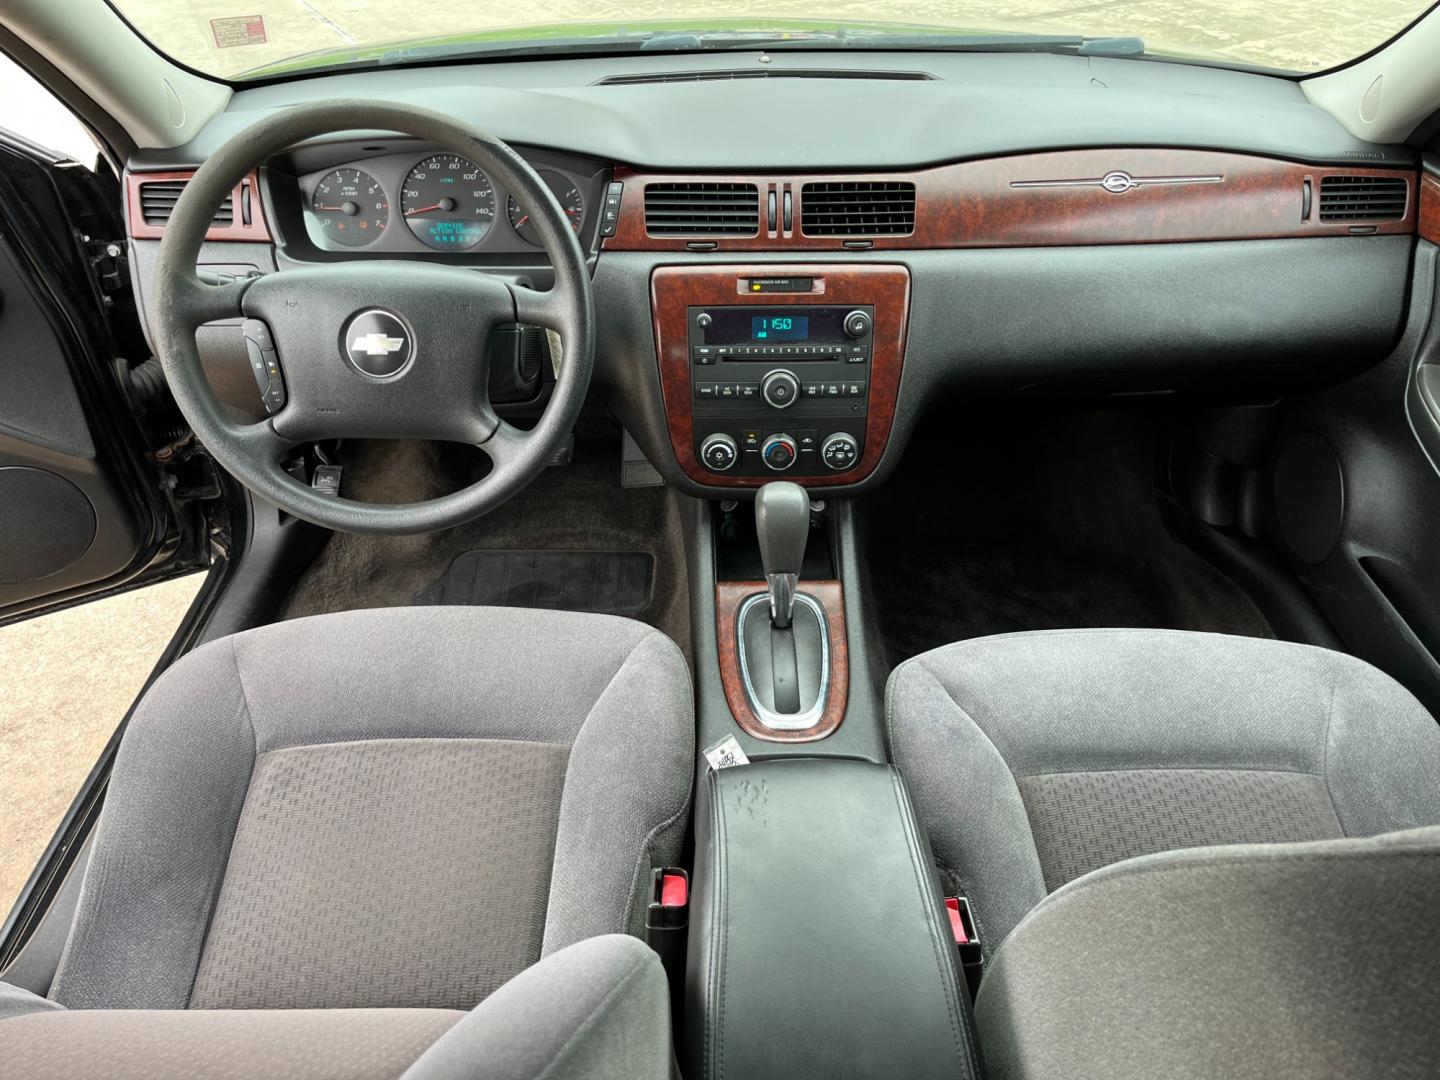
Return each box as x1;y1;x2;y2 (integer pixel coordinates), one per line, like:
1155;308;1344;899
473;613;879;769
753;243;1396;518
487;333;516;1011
751;314;809;342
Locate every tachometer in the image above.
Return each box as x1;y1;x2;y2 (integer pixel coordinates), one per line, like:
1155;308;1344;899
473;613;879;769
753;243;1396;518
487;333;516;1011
507;172;585;245
310;168;388;247
401;154;496;250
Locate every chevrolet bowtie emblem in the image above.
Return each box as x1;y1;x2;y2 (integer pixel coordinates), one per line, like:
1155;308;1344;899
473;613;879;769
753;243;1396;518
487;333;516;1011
351;332;406;356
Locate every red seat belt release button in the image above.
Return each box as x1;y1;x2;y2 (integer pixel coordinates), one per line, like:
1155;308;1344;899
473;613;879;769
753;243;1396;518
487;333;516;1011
661;871;689;910
945;897;969;944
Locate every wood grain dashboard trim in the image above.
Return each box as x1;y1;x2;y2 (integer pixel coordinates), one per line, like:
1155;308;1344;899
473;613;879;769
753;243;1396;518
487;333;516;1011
1421;174;1440;247
716;580;848;743
126;170;271;242
607;151;1416;251
651;263;909;489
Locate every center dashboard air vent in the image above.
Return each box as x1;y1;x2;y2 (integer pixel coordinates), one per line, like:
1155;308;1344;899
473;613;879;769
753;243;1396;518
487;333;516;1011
138;179;234;227
800;181;916;236
1317;175;1408;222
644;182;760;236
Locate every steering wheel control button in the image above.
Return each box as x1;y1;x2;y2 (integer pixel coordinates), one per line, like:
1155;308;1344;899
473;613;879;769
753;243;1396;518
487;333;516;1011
843;310;872;339
700;432;739;473
242;318;286;414
761;369;800;409
341;309;414;380
762;433;799;471
821;432;860;471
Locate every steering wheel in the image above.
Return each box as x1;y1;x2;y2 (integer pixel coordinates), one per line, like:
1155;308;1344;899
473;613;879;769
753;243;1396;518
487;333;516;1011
152;101;595;534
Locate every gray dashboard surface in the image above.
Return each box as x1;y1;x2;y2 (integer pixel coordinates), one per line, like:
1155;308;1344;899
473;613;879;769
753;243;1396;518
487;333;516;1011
130;51;1409;172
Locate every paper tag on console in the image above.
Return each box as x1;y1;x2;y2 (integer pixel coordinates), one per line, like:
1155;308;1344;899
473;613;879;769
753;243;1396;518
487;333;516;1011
703;735;750;771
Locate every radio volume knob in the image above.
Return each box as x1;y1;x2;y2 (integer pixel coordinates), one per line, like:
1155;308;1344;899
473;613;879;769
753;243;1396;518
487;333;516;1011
843;310;871;338
761;369;800;409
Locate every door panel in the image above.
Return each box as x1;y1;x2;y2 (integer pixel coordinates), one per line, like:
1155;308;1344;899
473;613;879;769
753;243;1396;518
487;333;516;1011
0;134;181;620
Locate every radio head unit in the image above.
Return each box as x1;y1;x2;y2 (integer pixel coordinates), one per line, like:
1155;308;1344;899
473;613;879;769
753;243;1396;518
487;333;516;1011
687;304;874;477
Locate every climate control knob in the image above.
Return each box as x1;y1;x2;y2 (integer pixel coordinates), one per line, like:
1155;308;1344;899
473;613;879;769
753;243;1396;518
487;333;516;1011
843;310;872;339
821;432;860;471
699;432;738;472
760;369;800;409
761;433;799;472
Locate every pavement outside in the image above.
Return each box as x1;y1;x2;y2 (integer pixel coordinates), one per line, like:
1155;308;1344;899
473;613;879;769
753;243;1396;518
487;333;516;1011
0;574;204;911
117;0;1427;77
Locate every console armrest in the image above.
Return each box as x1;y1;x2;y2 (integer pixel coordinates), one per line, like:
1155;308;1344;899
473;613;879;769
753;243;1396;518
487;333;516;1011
686;758;981;1080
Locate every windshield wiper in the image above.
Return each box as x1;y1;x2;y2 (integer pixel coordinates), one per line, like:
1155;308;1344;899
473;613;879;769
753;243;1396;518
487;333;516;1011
732;30;1145;57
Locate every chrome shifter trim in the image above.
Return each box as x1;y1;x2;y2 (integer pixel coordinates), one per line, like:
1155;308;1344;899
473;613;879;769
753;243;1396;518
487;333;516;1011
736;591;830;731
766;571;798;628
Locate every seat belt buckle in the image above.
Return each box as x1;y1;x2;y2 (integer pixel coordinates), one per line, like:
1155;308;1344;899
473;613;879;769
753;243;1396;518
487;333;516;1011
646;868;689;1026
945;896;984;999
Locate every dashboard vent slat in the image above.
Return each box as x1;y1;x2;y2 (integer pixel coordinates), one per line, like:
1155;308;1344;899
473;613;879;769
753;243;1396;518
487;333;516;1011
645;182;759;236
801;180;916;236
1317;175;1408;222
138;179;234;228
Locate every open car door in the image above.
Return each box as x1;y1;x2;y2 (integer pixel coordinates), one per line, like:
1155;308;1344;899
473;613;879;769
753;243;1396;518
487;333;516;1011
0;129;209;625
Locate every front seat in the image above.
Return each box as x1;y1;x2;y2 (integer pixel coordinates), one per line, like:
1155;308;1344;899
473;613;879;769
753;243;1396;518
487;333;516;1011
0;606;693;1078
888;628;1440;1078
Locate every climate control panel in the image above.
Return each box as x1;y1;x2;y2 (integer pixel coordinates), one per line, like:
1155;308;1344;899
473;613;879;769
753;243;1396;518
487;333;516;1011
688;304;872;477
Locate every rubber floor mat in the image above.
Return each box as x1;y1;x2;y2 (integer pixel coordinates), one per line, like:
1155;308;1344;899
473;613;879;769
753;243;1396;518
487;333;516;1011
413;550;654;614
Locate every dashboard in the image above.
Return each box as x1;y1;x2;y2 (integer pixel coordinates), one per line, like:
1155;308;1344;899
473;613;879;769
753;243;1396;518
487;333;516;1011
119;50;1439;496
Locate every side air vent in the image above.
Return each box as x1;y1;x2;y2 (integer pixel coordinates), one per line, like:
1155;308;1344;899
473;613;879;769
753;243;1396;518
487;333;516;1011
599;69;934;85
138;179;234;228
801;181;916;236
644;182;760;236
1317;175;1408;222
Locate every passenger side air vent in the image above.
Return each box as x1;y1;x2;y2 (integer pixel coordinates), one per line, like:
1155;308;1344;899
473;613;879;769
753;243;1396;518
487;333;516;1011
138;179;234;228
801;181;916;236
598;69;934;85
1317;175;1408;222
644;182;760;236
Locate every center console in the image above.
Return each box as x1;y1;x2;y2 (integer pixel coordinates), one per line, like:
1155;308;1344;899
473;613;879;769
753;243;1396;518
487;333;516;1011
686;757;980;1080
651;264;910;487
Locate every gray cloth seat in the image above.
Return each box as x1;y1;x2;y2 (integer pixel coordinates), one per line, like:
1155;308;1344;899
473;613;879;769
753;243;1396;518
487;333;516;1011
0;606;692;1076
1;934;672;1080
888;628;1440;1078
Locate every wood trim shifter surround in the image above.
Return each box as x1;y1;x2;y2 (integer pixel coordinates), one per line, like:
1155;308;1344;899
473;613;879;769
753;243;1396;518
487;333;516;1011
716;580;848;743
652;263;910;488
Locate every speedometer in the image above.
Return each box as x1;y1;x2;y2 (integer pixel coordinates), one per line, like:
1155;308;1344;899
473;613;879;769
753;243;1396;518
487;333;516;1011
310;168;388;247
400;154;496;250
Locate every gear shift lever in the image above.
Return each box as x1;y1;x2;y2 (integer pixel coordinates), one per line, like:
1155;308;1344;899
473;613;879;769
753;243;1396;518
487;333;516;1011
755;481;810;629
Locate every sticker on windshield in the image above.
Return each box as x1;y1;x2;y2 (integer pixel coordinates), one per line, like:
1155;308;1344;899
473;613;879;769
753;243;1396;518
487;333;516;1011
210;15;268;49
703;735;750;772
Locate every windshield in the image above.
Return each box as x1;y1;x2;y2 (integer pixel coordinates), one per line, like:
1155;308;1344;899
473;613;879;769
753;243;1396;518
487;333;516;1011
109;1;1436;80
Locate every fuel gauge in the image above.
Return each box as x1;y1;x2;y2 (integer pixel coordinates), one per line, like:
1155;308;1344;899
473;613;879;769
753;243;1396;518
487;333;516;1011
507;172;585;245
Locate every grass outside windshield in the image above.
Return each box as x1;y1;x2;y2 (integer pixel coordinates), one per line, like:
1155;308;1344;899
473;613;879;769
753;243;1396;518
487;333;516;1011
110;1;1435;80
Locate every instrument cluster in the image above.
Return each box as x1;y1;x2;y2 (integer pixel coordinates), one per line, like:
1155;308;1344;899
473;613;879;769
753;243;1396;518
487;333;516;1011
295;146;596;255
